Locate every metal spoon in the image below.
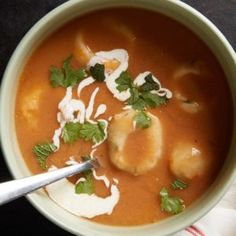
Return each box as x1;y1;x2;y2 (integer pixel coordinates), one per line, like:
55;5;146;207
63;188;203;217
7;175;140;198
0;159;99;206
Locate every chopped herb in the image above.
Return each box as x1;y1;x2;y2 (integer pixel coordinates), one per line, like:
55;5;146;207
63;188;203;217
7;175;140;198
90;63;105;82
171;179;188;190
33;142;57;169
116;71;133;92
61;121;106;144
49;67;64;87
79;121;106;143
75;178;94;195
75;171;94;195
141;92;168;108
130;92;168;111
49;56;87;88
62;122;81;143
160;188;185;214
131;97;147;111
127;86;140;105
75;156;94;195
140;73;160;92
134;111;152;129
115;71;169;111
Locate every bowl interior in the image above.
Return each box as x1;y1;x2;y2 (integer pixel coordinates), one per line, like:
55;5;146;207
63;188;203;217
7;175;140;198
1;0;236;235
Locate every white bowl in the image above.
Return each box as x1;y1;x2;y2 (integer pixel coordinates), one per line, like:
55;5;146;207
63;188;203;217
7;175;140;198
1;0;236;235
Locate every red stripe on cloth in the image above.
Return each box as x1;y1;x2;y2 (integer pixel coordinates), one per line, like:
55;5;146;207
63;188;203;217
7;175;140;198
185;227;199;236
189;225;206;236
185;225;206;236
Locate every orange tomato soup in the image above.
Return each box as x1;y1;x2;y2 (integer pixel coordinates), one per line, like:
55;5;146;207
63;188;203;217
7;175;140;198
15;8;232;226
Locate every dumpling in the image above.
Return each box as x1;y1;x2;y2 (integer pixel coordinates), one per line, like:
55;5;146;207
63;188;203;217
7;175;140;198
20;88;42;128
170;142;209;179
108;109;162;175
74;32;120;71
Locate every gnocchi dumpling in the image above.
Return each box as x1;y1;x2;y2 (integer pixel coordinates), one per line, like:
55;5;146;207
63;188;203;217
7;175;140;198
20;88;42;128
74;32;120;71
175;92;201;114
170;142;208;179
108;110;162;175
173;63;208;114
102;17;136;42
74;33;94;65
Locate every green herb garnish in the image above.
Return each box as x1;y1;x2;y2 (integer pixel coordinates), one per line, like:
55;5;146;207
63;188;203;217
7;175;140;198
116;71;133;92
171;179;188;190
79;121;106;143
62;122;81;144
33;142;57;169
140;73;160;92
61;121;106;144
116;71;168;111
160;188;185;215
90;63;105;82
75;176;94;195
134;111;152;129
129;91;167;111
75;156;94;195
141;91;168;108
49;56;87;88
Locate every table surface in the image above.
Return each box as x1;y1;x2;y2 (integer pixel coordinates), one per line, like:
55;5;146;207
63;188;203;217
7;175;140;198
0;0;235;235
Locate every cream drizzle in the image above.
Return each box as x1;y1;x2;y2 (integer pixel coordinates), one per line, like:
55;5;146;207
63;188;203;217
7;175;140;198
52;127;62;149
65;156;78;166
134;71;172;99
92;119;108;149
46;166;119;219
52;86;86;148
57;87;86;124
77;76;95;97
94;104;107;118
90;148;97;159
88;49;130;101
85;87;99;122
92;169;110;188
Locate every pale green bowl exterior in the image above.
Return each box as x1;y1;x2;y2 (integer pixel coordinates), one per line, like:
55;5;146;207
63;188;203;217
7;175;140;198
1;0;236;235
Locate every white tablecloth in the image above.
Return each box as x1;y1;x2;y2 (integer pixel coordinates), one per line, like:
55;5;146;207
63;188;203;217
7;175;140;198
174;182;236;236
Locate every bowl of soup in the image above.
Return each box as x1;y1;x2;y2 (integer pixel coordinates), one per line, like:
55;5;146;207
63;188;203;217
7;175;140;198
1;0;236;235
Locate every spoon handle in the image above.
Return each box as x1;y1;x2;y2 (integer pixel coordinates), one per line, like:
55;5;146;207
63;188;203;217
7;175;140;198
0;160;94;206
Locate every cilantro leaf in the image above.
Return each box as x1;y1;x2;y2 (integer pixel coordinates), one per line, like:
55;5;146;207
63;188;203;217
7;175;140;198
160;188;185;214
79;121;106;143
75;179;94;195
134;111;152;129
140;73;160;92
115;71;169;110
142;92;168;108
127;86;140;105
90;63;105;82
49;67;64;87
130;92;168;111
33;142;57;169
116;71;133;92
171;179;188;190
75;171;94;195
49;56;87;88
62;122;81;144
75;156;94;195
116;71;141;107
61;121;106;144
131;97;147;111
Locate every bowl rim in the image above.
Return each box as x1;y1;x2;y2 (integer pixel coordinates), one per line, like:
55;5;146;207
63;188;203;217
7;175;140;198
1;0;236;235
